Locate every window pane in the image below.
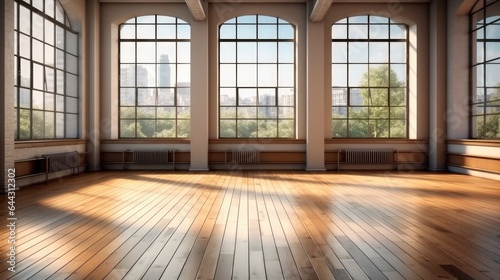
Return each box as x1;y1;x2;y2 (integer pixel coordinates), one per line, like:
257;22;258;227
259;88;276;106
33;64;43;90
33;39;44;63
332;24;347;39
278;88;294;106
67;97;78;113
220;107;236;119
121;107;135;119
66;31;78;55
56;26;64;49
157;25;175;39
390;64;406;86
137;107;155;118
45;44;55;66
158;88;174;106
390;25;406;39
348;42;368;63
278;120;294;137
121;64;135;87
177;64;190;85
157;107;176;118
177;25;190;40
237;64;257;86
258;64;277;87
120;25;135;39
138;88;156;106
20;6;30;35
332;64;347;87
178;42;190;63
220;120;236;137
120;120;136;137
20;34;30;58
137;42;156;63
45;67;55;92
237;120;257;137
19;109;31;139
56;95;64;111
177;119;190;138
220;42;236;63
259;120;277;137
332;119;347;137
45;20;54;45
66;73;78;96
369;64;389;87
369;42;388;63
259;25;277;39
66;53;78;74
157;42;176;63
390;42;406;63
120;42;136;63
370;24;388;39
486;42;500;61
177;88;190;106
278;64;294;87
238;107;257;119
258;107;277;119
349;64;368;87
278;25;294;39
56;49;64;69
137;25;156;39
237;42;257;63
332;42;347;63
220;25;236;39
20;88;31;108
120;88;136;106
258;42;277;63
278;42;294;63
32;13;43;41
20;58;31;87
137;64;156;87
220;64;236;87
33;111;44;139
220;88;236;105
239;89;257;106
237;25;256;39
349;25;368;40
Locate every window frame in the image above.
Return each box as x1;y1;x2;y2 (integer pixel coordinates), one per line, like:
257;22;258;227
331;15;409;138
218;15;296;139
118;15;191;139
470;0;500;139
14;0;79;140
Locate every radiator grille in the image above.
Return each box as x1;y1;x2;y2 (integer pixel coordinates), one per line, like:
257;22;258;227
133;150;169;164
230;150;260;164
344;149;394;164
45;152;80;173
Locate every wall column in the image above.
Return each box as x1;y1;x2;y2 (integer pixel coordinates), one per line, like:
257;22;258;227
86;0;101;170
305;14;326;171
1;0;15;190
189;14;209;171
428;0;448;171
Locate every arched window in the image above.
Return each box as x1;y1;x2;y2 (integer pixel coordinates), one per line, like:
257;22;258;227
331;16;408;138
14;0;79;140
119;15;190;138
471;0;500;138
219;15;295;138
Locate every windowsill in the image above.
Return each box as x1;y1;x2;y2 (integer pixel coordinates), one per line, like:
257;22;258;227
15;139;87;149
325;139;428;144
101;139;191;144
209;139;306;144
447;139;500;147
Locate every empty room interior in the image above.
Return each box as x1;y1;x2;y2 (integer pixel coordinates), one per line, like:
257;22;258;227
1;0;500;279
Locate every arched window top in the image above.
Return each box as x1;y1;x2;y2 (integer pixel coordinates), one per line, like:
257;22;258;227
19;0;72;28
332;15;407;41
220;15;294;40
122;15;189;25
120;15;190;40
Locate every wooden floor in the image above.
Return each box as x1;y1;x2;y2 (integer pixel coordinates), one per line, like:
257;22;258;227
1;171;499;280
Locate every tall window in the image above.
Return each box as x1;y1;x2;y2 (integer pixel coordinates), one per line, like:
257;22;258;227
219;15;295;138
331;16;408;138
14;0;79;140
119;15;190;138
471;0;500;138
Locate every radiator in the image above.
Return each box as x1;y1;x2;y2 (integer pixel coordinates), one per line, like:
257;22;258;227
133;150;169;164
230;150;260;164
344;149;394;164
45;151;80;173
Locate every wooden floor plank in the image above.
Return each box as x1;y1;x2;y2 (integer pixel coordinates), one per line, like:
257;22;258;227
1;171;499;280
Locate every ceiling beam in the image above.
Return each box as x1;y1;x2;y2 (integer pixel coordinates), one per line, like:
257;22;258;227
185;0;206;21
310;0;333;22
